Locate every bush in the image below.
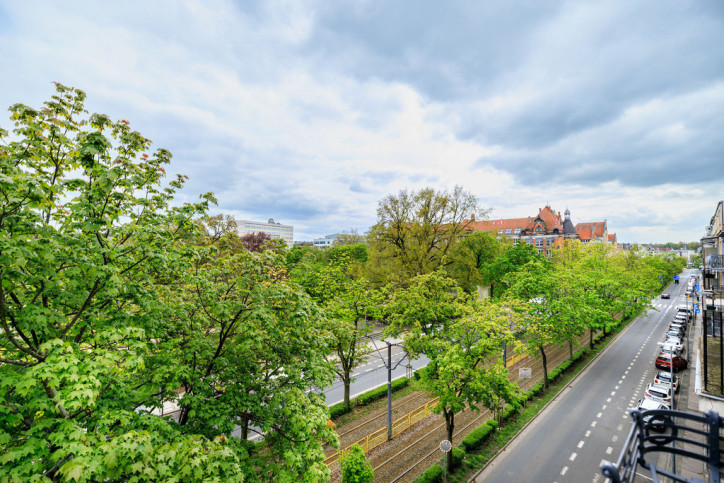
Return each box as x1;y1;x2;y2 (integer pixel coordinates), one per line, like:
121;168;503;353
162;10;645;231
414;464;443;483
340;444;374;483
461;421;496;451
329;402;351;420
357;378;409;405
559;360;571;372
500;404;519;422
487;419;498;430
451;447;465;469
527;382;544;398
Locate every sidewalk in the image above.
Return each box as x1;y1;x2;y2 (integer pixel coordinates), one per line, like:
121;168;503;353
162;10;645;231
660;308;724;481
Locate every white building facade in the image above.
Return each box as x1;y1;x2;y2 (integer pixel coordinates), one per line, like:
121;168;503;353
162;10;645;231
237;218;293;247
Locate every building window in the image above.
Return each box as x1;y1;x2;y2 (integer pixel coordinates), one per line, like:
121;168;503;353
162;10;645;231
526;238;533;244
536;238;543;247
514;228;521;234
536;226;542;232
505;228;512;234
513;239;519;245
498;229;503;234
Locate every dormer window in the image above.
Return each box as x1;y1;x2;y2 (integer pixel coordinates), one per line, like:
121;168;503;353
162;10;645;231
536;226;542;232
514;228;521;234
505;228;512;234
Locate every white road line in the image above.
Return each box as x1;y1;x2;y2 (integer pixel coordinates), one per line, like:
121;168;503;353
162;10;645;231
561;466;568;475
612;435;618;442
586;430;591;437
570;452;577;461
578;440;584;448
591;421;597;427
606;447;613;454
602;405;607;410
610;391;616;396
615;385;620;390
597;412;602;418
606;397;612;403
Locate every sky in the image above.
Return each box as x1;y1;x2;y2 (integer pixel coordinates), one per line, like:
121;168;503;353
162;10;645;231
1;0;723;244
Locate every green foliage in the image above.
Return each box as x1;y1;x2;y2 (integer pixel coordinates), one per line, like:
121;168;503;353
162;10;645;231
443;230;502;293
366;186;483;286
461;420;497;451
0;84;338;482
451;447;465;469
414;464;443;483
330;401;351;420
357;378;409;405
340;444;374;483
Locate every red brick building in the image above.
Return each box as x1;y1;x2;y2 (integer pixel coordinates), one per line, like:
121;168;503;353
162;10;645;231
465;205;615;255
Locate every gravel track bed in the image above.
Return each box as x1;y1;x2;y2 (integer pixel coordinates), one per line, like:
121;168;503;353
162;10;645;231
326;391;434;457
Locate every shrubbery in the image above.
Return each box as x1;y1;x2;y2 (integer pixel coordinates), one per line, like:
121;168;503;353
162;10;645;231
461;419;498;451
414;464;443;483
330;377;410;419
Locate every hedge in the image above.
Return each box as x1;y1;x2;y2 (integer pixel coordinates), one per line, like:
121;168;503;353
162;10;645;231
358;377;409;405
413;464;443;483
451;447;465;469
329;377;410;420
461;419;497;451
500;404;519;422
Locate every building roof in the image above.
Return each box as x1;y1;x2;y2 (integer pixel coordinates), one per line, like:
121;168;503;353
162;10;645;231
467;206;565;235
575;221;606;240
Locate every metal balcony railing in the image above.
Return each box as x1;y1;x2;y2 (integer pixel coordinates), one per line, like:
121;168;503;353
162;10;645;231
705;255;724;272
601;409;724;483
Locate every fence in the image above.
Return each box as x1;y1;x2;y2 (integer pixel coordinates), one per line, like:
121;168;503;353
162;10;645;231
324;397;440;473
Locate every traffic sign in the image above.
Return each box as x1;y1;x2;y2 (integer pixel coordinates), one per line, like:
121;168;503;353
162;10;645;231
694;303;699;310
439;440;452;452
674;275;680;280
519;368;532;379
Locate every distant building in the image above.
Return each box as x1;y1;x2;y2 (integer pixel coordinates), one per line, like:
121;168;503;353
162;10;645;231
465;205;616;255
313;234;341;249
237;218;293;247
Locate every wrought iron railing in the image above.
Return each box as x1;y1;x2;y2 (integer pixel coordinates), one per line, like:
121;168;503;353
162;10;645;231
705;255;724;272
601;409;724;483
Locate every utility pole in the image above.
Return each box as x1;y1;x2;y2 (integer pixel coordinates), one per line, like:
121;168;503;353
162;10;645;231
365;335;409;441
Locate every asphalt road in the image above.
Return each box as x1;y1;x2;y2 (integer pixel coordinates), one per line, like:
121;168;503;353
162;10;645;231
473;273;693;483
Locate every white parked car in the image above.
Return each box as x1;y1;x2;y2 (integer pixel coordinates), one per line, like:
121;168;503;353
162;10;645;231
635;398;671;431
644;383;673;404
654;371;679;393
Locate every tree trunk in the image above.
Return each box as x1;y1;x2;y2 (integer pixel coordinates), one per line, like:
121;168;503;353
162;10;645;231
343;374;351;410
589;329;594;350
444;409;455;473
540;345;549;389
569;340;573;361
241;416;249;440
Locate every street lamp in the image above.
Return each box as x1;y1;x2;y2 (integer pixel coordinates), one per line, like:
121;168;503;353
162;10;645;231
365;334;409;440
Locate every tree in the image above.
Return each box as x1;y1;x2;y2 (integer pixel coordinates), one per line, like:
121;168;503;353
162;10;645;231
241;231;272;252
340;444;374;483
151;244;338;481
366;186;484;286
0;84;245;480
290;251;377;410
386;274;520;473
443;230;502;294
333;230;366;247
502;259;559;389
487;242;544;299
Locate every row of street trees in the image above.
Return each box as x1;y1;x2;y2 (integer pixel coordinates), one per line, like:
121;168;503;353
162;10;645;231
0;85;686;481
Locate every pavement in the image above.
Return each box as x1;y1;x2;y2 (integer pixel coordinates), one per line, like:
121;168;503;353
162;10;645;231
641;298;724;482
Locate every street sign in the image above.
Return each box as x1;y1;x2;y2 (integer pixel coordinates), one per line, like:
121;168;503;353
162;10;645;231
696;284;700;291
439;440;452;452
695;307;700;314
694;303;699;310
519;368;532;379
674;275;680;280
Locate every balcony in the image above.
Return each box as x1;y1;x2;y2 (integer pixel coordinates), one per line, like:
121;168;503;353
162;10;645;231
601;409;723;483
705;255;724;273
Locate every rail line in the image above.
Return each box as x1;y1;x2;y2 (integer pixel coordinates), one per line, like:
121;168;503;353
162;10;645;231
335;392;431;440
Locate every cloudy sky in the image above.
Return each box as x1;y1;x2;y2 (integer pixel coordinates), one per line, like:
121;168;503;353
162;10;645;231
1;1;723;243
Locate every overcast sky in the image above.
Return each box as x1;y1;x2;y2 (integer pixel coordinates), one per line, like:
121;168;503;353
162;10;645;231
1;1;723;243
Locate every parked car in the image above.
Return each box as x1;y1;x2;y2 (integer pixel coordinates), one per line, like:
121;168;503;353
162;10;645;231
677;306;693;316
661;293;670;299
635;398;671;431
666;328;684;339
654;371;679;393
669;323;686;334
660;344;684;357
665;336;683;349
655;352;688;371
674;313;689;323
645;382;673;404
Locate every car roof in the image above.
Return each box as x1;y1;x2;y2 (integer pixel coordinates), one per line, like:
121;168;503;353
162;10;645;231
638;398;668;410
